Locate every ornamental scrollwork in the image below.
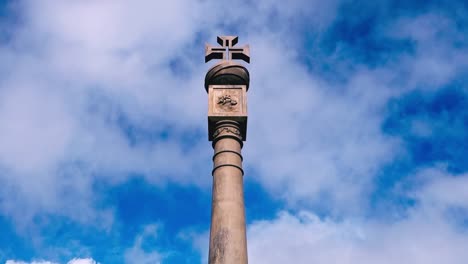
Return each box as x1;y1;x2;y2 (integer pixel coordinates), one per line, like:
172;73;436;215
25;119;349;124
213;127;241;138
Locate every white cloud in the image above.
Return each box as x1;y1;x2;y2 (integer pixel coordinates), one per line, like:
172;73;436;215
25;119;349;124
247;169;468;264
5;262;57;264
387;13;468;90
413;168;468;210
5;258;98;264
247;210;468;264
0;85;74;175
67;258;99;264
124;224;164;264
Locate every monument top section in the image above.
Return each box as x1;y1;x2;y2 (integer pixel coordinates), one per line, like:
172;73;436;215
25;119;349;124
205;36;250;63
204;36;250;92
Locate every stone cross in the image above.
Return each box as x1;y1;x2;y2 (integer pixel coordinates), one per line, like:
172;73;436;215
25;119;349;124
205;36;250;63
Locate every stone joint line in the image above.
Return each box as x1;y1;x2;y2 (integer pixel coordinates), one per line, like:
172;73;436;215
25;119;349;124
212;150;244;162
212;135;244;148
212;164;245;176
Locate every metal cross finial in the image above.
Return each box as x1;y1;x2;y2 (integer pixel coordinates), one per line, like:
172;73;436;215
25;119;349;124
205;36;250;63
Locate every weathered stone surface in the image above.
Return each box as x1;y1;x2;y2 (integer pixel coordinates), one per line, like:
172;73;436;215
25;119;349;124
205;36;250;264
209;121;247;264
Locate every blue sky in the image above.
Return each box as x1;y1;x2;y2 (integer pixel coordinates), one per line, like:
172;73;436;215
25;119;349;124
0;0;467;263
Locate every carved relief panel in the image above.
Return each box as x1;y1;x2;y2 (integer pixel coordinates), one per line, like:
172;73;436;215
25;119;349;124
208;85;247;117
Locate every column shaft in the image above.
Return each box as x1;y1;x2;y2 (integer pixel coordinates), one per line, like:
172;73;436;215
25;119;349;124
208;122;248;264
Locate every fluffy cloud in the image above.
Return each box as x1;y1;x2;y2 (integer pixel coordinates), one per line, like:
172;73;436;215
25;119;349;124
248;210;468;264
124;224;164;264
6;262;56;264
67;258;99;264
5;258;98;264
247;169;468;264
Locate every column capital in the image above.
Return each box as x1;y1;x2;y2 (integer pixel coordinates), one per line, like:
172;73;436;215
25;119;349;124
212;120;243;148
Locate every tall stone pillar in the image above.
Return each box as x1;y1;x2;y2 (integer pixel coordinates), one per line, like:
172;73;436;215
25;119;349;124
204;36;250;264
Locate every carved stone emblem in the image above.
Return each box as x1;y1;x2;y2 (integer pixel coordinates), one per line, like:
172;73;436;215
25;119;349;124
205;36;250;63
217;94;238;111
218;95;237;106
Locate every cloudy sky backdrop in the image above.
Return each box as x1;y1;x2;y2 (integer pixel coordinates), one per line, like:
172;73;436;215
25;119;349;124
0;0;467;263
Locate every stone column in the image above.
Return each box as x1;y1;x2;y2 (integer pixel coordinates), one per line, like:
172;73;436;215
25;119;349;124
209;120;247;264
204;36;250;264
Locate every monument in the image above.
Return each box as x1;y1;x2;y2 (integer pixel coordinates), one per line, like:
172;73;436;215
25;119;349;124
204;36;250;264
